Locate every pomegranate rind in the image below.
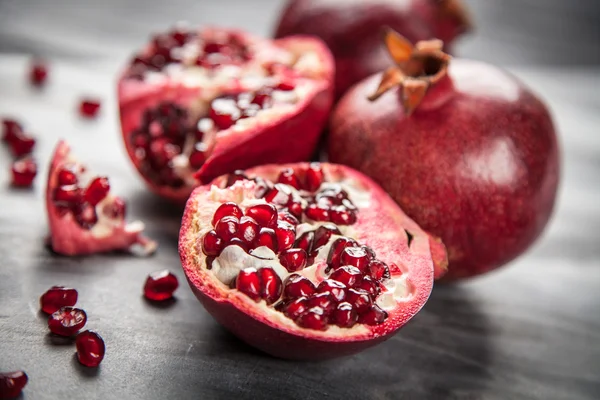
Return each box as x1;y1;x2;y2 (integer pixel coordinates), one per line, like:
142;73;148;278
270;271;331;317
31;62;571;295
179;163;439;360
118;27;335;203
45;140;157;256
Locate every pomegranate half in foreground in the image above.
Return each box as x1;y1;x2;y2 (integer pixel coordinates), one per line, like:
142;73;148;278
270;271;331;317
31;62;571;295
179;163;446;360
46;140;157;256
118;25;334;202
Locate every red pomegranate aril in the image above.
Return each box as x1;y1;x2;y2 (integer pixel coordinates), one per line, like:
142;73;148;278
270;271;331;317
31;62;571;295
279;248;307;272
306;292;336;314
346;288;372;313
288;201;303;219
329;266;362;287
211;202;243;226
304;203;330;222
276;81;295;91
2;119;22;143
215;216;240;242
317;279;346;302
202;230;224;256
294;231;314;254
277;168;301;189
264;183;292;206
256;227;278;252
330;207;357;225
258;268;283;304
278;211;299;226
210;98;240;130
236;268;261;301
79;99;101;118
368;260;391;281
0;371;28;399
29;59;48;86
84;177;110;206
144;270;179;301
340;247;370;272
53;185;81;206
331;302;358;328
189;147;207;169
76;330;105;367
357;276;380;297
296;307;328;330
10;158;37;187
75;203;98;229
48;306;87;336
313;224;341;250
57;168;78;185
305;163;324;192
251;88;273;108
358;304;388;325
284;274;316;299
148;138;180;169
275;221;296;251
245;203;277;228
238;216;260;246
282;297;308;319
40;286;78;314
9;133;35;157
327;237;357;269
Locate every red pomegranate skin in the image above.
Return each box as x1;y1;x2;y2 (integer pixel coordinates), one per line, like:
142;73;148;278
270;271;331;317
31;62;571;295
329;59;560;280
274;0;470;98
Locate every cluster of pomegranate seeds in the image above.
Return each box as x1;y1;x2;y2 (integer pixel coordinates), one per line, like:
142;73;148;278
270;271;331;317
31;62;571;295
40;286;78;314
10;157;37;187
143;270;179;301
236;267;282;305
2;119;38;188
79;98;101;118
75;331;105;367
0;371;28;399
48;306;87;336
29;59;48;86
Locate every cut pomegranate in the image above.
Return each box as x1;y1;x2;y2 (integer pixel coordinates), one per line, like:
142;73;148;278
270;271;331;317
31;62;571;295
29;59;48;86
40;286;78;314
10;157;37;187
144;270;179;301
45;141;157;256
76;330;105;367
118;25;334;203
48;306;87;336
0;371;28;399
329;31;559;280
179;162;445;359
79;98;102;118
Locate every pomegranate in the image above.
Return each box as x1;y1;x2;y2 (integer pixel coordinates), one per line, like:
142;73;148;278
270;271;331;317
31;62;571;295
179;162;447;359
0;371;28;399
40;286;78;314
46;140;157;256
10;157;37;187
144;270;179;301
48;306;87;336
274;0;471;98
328;31;560;280
118;25;334;203
76;330;105;367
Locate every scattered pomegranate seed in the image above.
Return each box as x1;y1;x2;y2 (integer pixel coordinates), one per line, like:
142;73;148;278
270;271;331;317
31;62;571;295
317;279;347;302
329;266;362;287
305;163;324;192
1;119;22;143
76;330;105;367
296;307;327;330
8;132;35;157
279;248;308;272
29;59;48;86
331;302;358;328
215;216;240;242
283;274;316;299
0;371;28;399
79;98;101;118
48;306;87;336
40;286;78;314
10;157;37;187
144;270;179;301
84;177;110;206
245;203;277;228
211;202;243;226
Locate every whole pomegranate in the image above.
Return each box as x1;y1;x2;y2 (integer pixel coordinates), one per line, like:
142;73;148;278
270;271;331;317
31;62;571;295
179;163;447;359
118;25;334;203
274;0;471;98
328;31;560;281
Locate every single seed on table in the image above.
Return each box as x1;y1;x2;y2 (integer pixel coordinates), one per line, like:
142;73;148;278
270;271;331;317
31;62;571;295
144;270;179;301
48;306;87;337
76;330;105;367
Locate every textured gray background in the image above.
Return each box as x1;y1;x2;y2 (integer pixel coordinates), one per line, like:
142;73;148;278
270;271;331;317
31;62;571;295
1;1;599;399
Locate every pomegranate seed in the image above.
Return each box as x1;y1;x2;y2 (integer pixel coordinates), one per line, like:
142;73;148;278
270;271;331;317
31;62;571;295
76;330;105;367
84;177;110;206
329;266;362;287
282;297;308;319
327;237;358;270
203;42;226;54
357;275;381;297
0;371;28;399
253;177;272;198
79;99;101;118
276;81;295;91
296;307;327;330
278;211;299;226
294;231;314;254
361;245;377;259
346;288;372;313
251;88;273;108
245;203;277;228
171;28;189;46
264;183;292;205
236;268;261;301
340;247;370;272
305;203;330;222
284;274;316;299
279;248;307;272
202;230;224;256
103;197;126;219
358;304;388;325
275;221;296;251
215;216;240;242
53;184;81;206
189;146;207;169
331;302;358;328
228;237;249;252
40;286;78;314
288;201;303;218
57;167;78;185
256;227;278;252
75;203;98;229
211;202;243;226
10;158;37;187
277;168;301;189
306;292;336;314
316;195;334;208
2;119;22;143
330;207;357;225
317;279;347;302
317;185;348;202
313;224;341;250
144;270;179;301
210;97;240;130
305;163;324;192
29;59;48;86
258;268;282;305
8;133;35;157
48;306;87;336
368;260;391;281
237;216;259;246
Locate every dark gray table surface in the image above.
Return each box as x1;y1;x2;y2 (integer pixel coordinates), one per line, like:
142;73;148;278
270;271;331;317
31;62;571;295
1;1;599;399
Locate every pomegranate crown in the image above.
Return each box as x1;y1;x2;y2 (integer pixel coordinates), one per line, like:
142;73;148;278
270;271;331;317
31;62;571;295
368;28;451;115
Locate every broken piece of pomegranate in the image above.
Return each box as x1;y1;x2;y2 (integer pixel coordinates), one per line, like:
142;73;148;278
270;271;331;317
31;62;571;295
45;140;157;256
179;163;447;360
118;25;334;203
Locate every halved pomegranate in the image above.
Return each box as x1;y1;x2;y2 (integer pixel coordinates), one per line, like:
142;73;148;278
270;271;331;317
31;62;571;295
46;140;157;256
118;25;334;202
179;163;446;360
